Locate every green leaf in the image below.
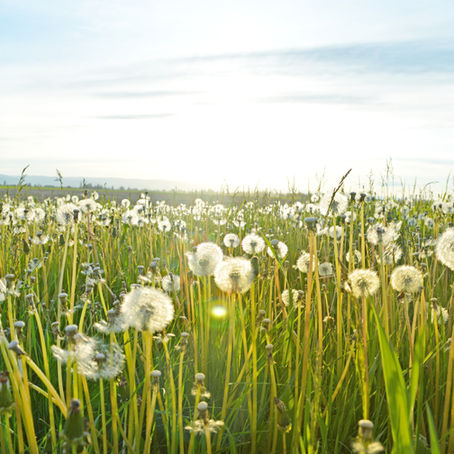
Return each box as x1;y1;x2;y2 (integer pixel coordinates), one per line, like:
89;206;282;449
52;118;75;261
371;302;414;454
426;404;441;454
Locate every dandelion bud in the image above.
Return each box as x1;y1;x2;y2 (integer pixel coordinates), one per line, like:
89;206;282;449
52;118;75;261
195;373;205;384
0;371;15;416
358;419;374;441
151;370;161;385
8;340;25;356
262;318;271;331
274;398;292;433
265;343;274;361
58;292;68;303
51;321;60;338
251;256;259;277
137;265;145;275
304;217;317;231
349;192;356;202
14;320;25;337
72;208;80;222
64;324;78;340
256;309;266;325
5;274;15;286
62;399;85;451
197;401;209;421
359;193;366;202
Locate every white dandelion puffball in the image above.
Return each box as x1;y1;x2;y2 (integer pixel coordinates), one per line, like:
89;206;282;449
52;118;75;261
295;252;315;273
319;192;348;216
348;269;380;299
223;233;240;248
56;203;80;225
436;228;454;271
162;274;180;293
367;223;401;247
121;286;174;333
214;258;255;294
319;262;334;277
186;242;223;276
390;265;423;293
242;233;265;255
281;289;305;308
267;241;288;259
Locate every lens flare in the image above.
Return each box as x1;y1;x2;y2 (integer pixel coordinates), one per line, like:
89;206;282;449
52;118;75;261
210;305;227;319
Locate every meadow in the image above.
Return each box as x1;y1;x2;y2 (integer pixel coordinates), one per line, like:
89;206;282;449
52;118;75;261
1;185;454;453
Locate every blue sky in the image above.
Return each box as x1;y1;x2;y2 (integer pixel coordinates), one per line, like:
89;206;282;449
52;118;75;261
1;0;454;192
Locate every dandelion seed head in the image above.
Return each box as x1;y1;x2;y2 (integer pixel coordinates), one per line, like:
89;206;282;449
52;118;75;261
242;233;265;255
120;286;174;333
281;289;304;308
267;241;288;259
214;258;255;294
223;233;240;248
186;242;223;276
390;265;423;293
162;274;180;293
348;269;380;299
319;262;334;277
436;228;454;270
295;252;315;273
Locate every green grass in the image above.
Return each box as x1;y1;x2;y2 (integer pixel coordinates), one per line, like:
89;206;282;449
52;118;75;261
0;188;453;453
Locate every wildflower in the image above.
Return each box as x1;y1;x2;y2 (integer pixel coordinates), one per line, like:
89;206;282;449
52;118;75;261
319;262;334;277
348;270;380;299
56;203;81;225
78;198;99;214
186;242;223;276
390;265;423;293
435;228;454;271
120;286;174;333
267;240;288;259
346;250;362;264
223;233;240;248
191;372;211;399
319;192;348;216
157;216;171;232
31;232;49;245
367;222;401;247
376;243;403;265
351;419;384;453
214;258;255;294
122;209;139;225
430;300;449;324
295;251;315;273
242;233;265;255
281;289;304;308
52;334;124;381
162;274;180;293
185;401;224;434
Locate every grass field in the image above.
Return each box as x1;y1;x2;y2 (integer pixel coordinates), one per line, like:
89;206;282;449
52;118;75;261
1;186;453;453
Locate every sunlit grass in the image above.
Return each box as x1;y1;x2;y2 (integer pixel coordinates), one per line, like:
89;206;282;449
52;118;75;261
0;185;453;453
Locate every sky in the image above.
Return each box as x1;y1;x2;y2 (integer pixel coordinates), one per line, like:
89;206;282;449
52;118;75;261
1;0;454;192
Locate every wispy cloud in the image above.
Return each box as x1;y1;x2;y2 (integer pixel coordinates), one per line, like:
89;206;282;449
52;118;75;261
259;93;374;105
177;40;454;76
94;113;174;120
93;90;196;98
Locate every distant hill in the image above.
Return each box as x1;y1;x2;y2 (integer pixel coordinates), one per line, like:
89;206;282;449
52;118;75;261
0;174;217;191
